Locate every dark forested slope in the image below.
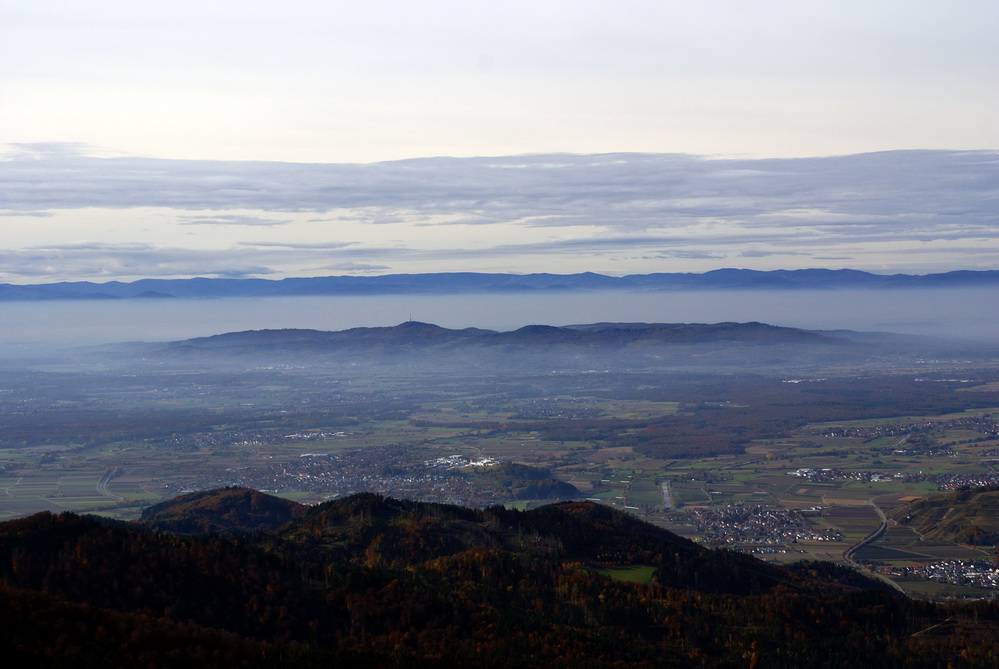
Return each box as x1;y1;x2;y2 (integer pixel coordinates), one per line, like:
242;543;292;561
2;489;998;667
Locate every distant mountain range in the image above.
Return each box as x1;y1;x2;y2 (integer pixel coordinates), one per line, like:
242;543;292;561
158;320;838;354
4;268;999;300
120;320;974;375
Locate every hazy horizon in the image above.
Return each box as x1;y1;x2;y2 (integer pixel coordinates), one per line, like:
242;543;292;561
4;4;997;346
3;288;998;363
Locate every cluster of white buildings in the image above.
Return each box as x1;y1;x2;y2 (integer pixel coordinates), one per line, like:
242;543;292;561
887;560;999;590
424;455;499;470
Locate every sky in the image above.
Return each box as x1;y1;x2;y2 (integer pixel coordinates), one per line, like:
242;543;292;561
1;1;997;283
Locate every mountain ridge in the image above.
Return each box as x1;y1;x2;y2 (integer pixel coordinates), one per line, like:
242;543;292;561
4;268;999;300
160;320;840;352
114;319;979;374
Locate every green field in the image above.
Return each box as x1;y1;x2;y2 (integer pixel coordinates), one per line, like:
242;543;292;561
591;564;658;584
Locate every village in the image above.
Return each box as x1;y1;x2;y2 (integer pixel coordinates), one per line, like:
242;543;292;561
883;561;999;591
683;501;843;548
787;467;999;490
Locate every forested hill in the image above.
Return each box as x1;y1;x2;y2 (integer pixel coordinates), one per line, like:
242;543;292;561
125;320;969;374
139;486;308;535
3;268;999;300
3;488;999;667
161;320;837;353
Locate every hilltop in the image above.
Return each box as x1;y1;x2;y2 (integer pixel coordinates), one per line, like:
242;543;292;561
140;486;308;535
137;488;794;594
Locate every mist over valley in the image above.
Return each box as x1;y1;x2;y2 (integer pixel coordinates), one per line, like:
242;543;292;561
4;284;999;365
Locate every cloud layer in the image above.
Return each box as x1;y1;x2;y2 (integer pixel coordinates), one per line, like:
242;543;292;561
1;146;997;282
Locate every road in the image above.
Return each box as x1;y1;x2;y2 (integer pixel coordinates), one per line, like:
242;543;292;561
843;498;906;595
97;468;123;501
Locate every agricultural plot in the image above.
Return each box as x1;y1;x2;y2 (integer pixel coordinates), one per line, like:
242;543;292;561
0;473;106;519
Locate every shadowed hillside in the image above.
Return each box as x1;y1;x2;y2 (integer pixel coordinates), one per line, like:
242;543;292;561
5;488;999;666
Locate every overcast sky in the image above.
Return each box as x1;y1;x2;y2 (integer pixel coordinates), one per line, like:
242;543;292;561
1;1;997;283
